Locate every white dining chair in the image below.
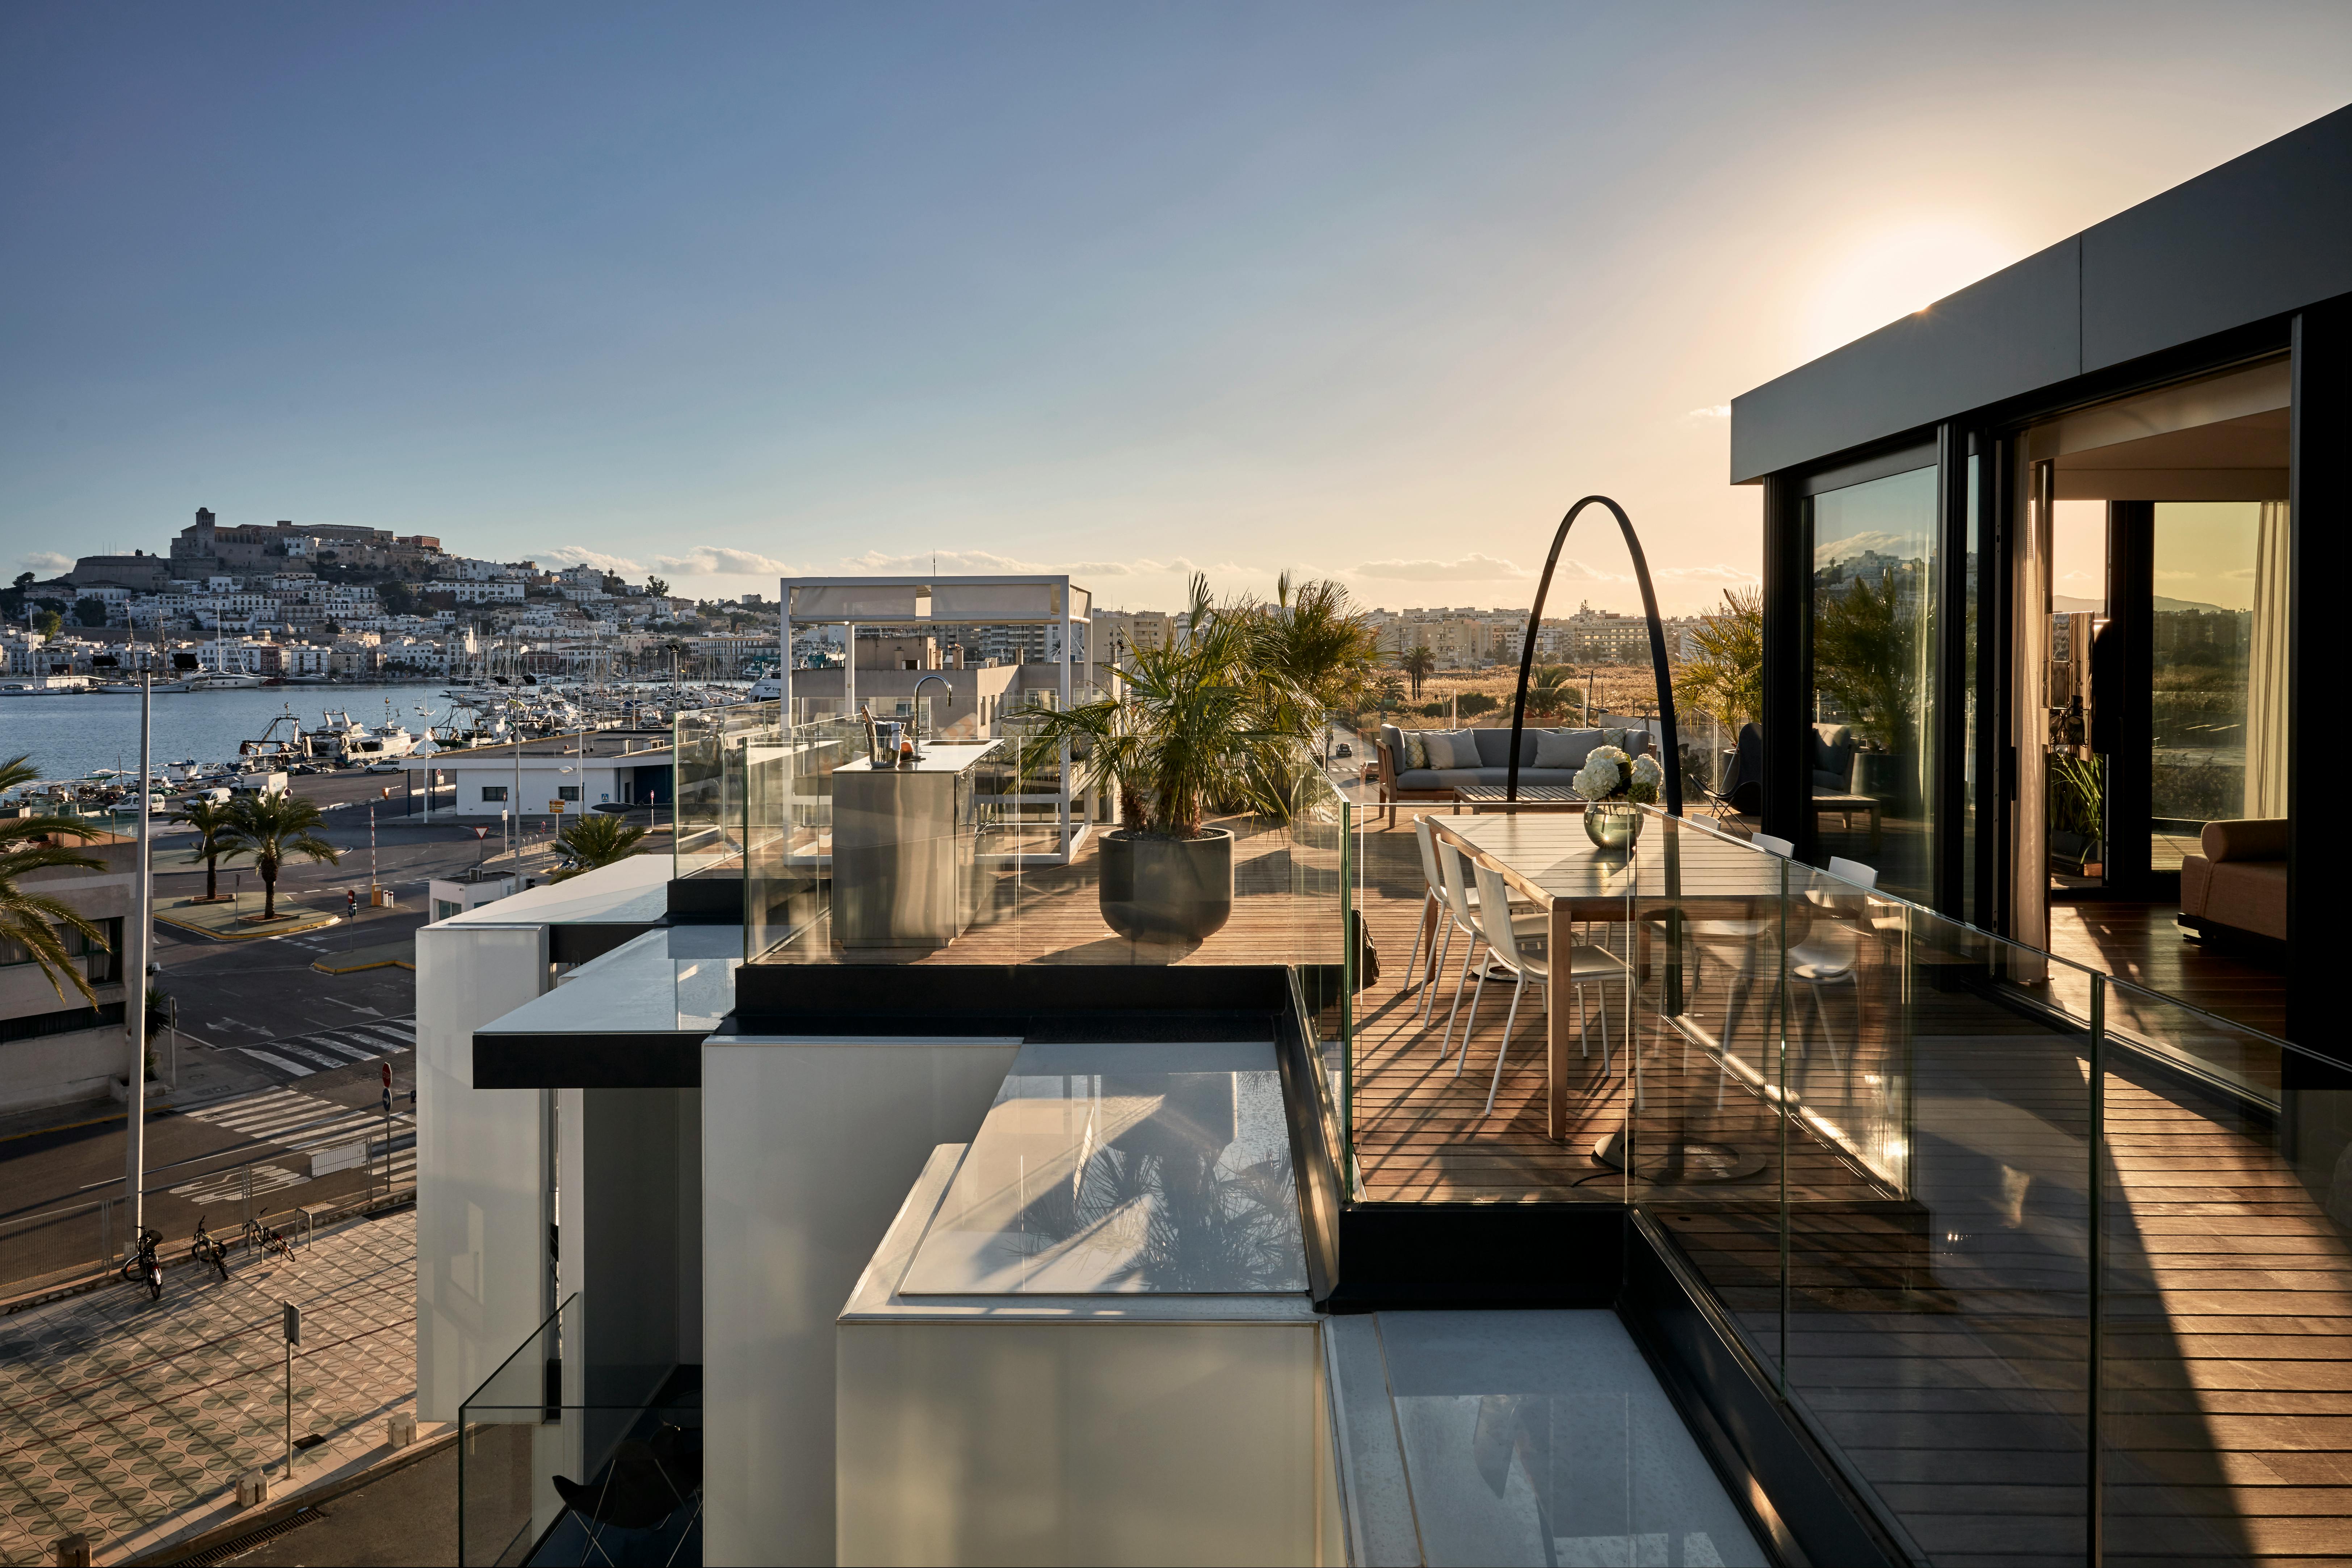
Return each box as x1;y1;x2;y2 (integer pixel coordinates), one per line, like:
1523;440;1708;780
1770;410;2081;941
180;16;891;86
1459;861;1626;1114
1786;856;1877;1074
1415;821;1530;1025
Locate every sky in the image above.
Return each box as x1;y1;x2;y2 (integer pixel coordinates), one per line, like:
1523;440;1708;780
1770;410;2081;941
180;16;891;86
4;4;2349;617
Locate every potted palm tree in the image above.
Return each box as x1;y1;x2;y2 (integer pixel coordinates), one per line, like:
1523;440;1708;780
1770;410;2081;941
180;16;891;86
1021;575;1328;942
219;791;342;921
1;754;107;1007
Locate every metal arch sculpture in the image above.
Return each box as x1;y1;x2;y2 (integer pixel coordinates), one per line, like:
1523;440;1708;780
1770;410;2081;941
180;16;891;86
1504;496;1684;814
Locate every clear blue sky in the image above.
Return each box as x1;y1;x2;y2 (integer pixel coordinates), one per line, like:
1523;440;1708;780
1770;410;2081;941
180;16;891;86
5;3;2347;613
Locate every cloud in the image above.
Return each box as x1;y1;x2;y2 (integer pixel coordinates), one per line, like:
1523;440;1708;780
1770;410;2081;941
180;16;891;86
838;550;1202;580
18;551;72;573
1350;553;1532;583
653;546;796;577
538;546;644;575
1654;563;1759;583
2059;569;2100;583
1814;530;1917;567
2152;569;2200;581
2222;567;2258;580
1685;404;1732;420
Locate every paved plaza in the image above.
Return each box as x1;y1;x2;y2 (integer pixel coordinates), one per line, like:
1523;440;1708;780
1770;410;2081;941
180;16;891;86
0;1206;423;1564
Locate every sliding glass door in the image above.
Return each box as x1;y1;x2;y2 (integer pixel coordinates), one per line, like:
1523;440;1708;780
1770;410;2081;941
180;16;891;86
1807;463;1939;901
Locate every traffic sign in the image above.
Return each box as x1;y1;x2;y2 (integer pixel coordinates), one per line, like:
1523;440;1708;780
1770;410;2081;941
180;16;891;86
344;889;357;916
283;1304;301;1346
381;1062;392;1088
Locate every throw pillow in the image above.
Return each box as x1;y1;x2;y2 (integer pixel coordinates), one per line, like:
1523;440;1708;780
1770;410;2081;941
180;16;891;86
1599;726;1629;753
1426;730;1478;770
1401;730;1429;770
1532;728;1591;770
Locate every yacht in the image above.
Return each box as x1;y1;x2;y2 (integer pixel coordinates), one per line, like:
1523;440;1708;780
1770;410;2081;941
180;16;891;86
185;668;263;690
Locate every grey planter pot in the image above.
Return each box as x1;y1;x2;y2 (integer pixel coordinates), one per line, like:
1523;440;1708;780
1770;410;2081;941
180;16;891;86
1099;829;1235;942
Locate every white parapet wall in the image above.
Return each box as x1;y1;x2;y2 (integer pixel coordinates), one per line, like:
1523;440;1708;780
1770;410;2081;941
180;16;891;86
831;1038;1338;1567
836;1144;1336;1567
700;1033;1026;1568
413;919;551;1423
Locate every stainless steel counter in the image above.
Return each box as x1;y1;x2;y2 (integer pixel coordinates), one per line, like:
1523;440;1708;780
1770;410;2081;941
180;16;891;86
831;741;1000;948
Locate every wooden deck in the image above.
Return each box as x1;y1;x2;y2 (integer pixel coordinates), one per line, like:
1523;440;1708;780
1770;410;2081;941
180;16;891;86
1340;807;2344;1565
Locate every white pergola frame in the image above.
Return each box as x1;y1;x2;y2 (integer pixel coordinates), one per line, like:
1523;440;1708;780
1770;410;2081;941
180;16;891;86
779;575;1096;864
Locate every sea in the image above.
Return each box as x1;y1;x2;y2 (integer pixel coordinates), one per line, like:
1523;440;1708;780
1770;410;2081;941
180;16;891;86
0;682;463;784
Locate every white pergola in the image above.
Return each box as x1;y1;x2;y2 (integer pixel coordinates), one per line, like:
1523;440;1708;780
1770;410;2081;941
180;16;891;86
778;575;1097;862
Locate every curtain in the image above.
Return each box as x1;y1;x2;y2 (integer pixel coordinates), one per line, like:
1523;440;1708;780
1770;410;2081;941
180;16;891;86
2243;501;2290;819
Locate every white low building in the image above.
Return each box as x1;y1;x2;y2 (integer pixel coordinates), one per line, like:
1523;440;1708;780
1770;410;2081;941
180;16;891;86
424;742;675;819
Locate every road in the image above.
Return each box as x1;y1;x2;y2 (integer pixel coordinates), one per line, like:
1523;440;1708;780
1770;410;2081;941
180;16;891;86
0;767;569;1287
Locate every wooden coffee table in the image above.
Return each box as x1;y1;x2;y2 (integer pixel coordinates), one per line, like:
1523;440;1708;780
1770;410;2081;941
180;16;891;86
1813;791;1882;852
1455;785;1583;813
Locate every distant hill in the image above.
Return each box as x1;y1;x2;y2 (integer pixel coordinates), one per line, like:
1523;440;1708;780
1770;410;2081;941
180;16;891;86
2053;594;2238;615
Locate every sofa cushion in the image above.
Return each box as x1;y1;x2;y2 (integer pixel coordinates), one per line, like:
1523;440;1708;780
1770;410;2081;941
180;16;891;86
2205;860;2287;941
1534;728;1600;769
1470;727;1531;769
1422;729;1480;770
1812;723;1855;792
1394;769;1462;792
2202;817;2289;863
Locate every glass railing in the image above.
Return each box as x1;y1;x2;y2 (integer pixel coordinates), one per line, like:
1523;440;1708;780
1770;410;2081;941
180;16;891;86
458;1294;703;1567
1612;817;2337;1566
671;698;778;874
742;737;1352;973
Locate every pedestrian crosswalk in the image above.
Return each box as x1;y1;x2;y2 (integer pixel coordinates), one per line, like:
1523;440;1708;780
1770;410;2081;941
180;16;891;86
235;1015;416;1079
169;1087;417;1203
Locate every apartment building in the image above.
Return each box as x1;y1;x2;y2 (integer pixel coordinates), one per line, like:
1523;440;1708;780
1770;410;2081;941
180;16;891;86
0;833;134;1115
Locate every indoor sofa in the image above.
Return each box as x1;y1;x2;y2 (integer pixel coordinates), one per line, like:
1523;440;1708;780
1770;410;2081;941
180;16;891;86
2179;817;2287;945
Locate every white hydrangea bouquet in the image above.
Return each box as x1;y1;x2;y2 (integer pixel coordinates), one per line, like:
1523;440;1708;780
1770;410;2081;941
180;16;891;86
1571;745;1664;806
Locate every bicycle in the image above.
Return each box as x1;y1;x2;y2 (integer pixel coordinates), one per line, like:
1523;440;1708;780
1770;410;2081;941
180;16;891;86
190;1214;231;1283
243;1217;295;1264
119;1227;163;1300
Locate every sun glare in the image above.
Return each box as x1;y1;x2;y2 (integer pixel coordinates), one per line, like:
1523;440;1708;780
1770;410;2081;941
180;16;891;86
1803;220;2021;362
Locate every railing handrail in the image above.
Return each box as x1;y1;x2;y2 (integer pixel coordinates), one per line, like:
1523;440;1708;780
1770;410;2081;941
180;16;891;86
1629;802;2300;1057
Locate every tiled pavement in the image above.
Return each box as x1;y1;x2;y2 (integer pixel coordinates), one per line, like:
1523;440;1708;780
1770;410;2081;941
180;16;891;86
0;1207;420;1564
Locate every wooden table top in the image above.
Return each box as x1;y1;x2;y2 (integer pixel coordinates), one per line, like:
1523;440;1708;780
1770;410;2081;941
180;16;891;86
1430;811;1799;905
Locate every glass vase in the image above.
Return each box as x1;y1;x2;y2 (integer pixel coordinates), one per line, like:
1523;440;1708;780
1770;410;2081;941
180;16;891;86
1583;799;1643;852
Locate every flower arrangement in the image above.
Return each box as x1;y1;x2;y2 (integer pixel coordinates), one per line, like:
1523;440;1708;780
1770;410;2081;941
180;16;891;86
1571;745;1664;805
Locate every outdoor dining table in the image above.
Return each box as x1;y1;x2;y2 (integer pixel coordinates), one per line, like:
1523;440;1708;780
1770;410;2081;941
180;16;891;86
1426;810;1795;1141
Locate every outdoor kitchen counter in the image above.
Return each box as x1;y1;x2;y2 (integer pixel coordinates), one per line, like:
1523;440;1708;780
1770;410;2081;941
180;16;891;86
831;741;1003;949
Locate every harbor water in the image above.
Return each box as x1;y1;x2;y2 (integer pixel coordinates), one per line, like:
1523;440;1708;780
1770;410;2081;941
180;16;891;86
0;683;458;783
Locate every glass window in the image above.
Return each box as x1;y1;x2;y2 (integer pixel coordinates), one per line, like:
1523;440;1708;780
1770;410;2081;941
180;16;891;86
2151;501;2288;863
558;786;581;802
481;785;508;802
1808;464;1939;899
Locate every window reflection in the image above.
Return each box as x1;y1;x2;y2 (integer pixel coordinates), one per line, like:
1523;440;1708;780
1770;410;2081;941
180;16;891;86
1807;465;1939;900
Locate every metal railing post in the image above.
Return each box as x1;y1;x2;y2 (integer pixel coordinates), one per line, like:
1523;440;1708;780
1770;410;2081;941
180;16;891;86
2087;973;2105;1568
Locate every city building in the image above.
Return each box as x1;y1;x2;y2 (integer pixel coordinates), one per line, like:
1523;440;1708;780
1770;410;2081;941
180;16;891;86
0;831;133;1115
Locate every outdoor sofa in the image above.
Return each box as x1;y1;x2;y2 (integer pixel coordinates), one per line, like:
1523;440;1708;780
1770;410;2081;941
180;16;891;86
1373;723;1654;824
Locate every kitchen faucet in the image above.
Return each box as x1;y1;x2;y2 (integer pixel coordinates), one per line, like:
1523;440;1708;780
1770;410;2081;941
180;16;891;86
911;674;955;757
